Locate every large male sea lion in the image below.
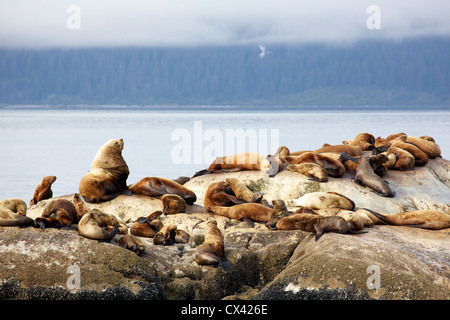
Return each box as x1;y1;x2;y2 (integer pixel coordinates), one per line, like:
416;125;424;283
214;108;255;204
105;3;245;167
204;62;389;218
342;133;375;151
354;155;395;197
405;135;441;159
161;194;186;215
34;199;78;230
387;146;415;170
195;220;231;273
368;210;450;230
287;192;355;210
0;199;33;227
30;176;56;206
129;177;197;205
390;139;429;166
77;209;120;240
79;139;130;203
203;181;248;212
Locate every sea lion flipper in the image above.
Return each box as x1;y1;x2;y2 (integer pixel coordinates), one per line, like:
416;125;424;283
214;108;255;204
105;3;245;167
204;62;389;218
314;224;324;241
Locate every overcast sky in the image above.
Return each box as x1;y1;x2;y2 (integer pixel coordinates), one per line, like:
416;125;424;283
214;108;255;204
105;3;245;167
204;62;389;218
0;0;449;48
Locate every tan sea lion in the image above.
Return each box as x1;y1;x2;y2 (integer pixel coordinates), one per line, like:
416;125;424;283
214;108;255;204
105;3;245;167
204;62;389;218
314;144;363;156
77;209;120;240
225;178;255;202
275;214;365;241
203;181;248;212
79;139;130;203
286;152;345;178
195;220;231;273
34;199;78;230
419;136;435;143
387;146;415;170
390;140;429;166
405;135;441;159
265;199;295;230
129;177;197;205
161;194;186;215
286;163;328;182
337;211;365;231
72;193;90;221
153;224;190;245
210;203;274;226
119;234;145;255
287;192;355;210
130;211;164;238
276;146;290;162
355;155;395;197
367;210;450;230
30;176;56;206
342;133;375;151
206;152;273;174
0;199;33;227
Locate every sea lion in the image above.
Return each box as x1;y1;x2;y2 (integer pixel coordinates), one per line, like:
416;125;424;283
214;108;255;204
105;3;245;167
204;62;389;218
77;209;120;240
286;163;328;182
130;211;164;238
34;199;78;230
210;203;274;226
287;192;355;210
161;194;186;215
173;176;191;185
206;152;273;174
275;214;364;241
265;199;294;230
0;199;34;227
342;133;376;151
276;146;290;163
314;144;363;156
195;220;231;273
337;211;365;231
79;139;130;203
30;176;56;206
419;136;435;143
355;155;395;197
225;178;255;202
153;224;190;245
286;152;345;178
390;139;429;166
367;210;450;230
203;181;248;212
129;177;197;205
387;146;415;170
119;235;145;255
405;135;441;159
72;193;90;221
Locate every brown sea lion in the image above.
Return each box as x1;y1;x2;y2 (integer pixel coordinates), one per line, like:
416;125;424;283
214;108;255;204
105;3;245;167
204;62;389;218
355;155;395;197
206;152;273;174
79;139;130;203
337;211;365;231
153;224;190;245
173;176;191;185
161;194;186;215
203;181;248;212
119;234;145;255
77;209;120;240
34;199;78;230
405;135;441;159
276;146;290;163
225;178;255;202
287;192;355;210
72;193;90;221
194;220;231;273
387;146;415;170
367;210;450;230
390;140;429;166
342;133;376;151
265;199;294;230
30;176;56;206
286;152;345;178
275;214;364;241
419;136;435;143
130;211;164;238
286;163;328;182
129;177;197;205
0;199;33;227
314;144;363;156
210;203;274;226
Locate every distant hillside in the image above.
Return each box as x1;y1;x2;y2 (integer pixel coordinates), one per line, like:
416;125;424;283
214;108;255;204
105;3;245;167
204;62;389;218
1;37;449;106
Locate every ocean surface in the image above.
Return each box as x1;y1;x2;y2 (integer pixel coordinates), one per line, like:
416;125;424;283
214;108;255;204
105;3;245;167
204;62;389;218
1;107;449;202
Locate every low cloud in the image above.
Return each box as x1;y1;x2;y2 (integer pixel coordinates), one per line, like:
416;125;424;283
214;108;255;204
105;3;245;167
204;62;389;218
0;0;449;48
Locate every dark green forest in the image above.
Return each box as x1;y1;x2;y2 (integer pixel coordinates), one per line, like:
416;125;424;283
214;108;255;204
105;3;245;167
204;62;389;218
0;37;449;107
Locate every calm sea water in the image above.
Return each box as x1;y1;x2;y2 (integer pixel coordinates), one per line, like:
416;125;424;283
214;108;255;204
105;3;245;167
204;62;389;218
1;107;449;202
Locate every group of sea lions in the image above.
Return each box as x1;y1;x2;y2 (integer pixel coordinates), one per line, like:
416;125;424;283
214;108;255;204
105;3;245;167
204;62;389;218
1;134;449;272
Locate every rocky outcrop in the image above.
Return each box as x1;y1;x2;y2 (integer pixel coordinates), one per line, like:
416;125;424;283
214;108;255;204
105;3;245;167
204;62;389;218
1;158;449;300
